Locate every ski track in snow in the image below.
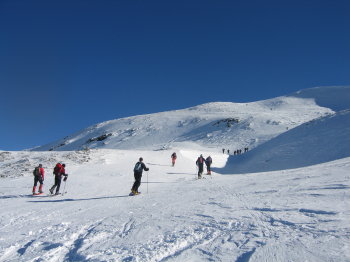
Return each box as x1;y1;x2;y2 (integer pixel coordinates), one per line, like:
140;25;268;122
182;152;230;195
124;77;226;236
0;149;349;262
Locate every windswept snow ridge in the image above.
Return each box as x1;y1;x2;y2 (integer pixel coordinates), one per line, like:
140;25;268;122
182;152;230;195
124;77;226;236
289;86;350;112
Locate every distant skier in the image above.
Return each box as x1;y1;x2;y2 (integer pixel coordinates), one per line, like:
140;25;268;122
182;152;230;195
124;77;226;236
49;163;68;195
222;148;225;154
196;154;206;179
131;157;149;195
205;156;212;175
171;152;177;167
32;164;45;195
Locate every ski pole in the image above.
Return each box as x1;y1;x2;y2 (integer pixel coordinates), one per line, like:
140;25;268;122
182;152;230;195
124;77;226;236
62;177;68;195
147;171;149;194
62;181;66;196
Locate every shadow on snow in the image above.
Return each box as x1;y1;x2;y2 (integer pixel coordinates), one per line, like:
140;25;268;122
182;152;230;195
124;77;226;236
27;194;130;203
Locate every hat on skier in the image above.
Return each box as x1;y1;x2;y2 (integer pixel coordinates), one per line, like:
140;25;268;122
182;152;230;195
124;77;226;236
139;157;143;162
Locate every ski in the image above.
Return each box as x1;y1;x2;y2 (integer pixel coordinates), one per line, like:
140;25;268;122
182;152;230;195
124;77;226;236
129;192;141;196
32;192;44;196
48;193;62;197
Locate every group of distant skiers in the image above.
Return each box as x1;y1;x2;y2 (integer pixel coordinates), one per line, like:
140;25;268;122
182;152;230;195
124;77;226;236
32;152;213;196
222;147;249;155
32;162;68;195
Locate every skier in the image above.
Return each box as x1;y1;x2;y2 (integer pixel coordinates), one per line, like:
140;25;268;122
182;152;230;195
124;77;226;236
205;156;212;175
171;152;177;167
49;163;68;195
131;157;149;195
222;148;225;154
196;154;206;179
32;164;45;195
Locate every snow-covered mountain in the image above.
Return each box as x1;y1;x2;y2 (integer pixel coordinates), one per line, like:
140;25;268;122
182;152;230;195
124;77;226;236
1;86;349;262
35;87;343;152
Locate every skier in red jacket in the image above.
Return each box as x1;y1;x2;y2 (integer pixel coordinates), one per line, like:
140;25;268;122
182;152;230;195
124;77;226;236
32;164;45;194
171;152;177;167
49;163;68;195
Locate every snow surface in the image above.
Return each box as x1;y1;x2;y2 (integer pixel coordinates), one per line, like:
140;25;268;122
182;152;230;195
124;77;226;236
34;92;335;152
289;86;350;112
223;109;350;173
0;86;349;262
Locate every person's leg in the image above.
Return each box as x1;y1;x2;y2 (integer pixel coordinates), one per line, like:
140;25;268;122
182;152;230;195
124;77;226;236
131;172;138;192
50;176;58;193
33;176;39;193
55;176;62;194
198;166;203;178
134;173;142;193
38;177;44;193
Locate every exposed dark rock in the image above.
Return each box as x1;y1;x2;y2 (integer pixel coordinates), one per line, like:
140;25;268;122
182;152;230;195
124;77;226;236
213;118;239;127
49;142;67;151
87;133;113;143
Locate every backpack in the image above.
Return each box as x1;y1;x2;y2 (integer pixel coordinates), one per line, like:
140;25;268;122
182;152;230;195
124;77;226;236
33;167;40;176
133;162;143;172
53;163;61;175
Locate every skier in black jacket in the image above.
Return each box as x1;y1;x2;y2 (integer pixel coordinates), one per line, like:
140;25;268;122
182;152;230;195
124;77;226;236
131;157;149;195
196;154;206;179
205;156;212;175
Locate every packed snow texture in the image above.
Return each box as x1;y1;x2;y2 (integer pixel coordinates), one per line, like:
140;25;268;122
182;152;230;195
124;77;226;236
0;86;349;262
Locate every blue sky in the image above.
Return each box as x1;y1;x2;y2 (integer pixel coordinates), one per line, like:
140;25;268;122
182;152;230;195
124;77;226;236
1;0;349;150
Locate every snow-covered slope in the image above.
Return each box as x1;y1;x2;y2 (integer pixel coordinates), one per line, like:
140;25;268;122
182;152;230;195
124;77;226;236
34;94;334;152
289;86;350;112
219;109;350;173
0;149;349;261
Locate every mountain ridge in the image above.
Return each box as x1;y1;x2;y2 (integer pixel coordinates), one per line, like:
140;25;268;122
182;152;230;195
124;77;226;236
33;86;350;152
